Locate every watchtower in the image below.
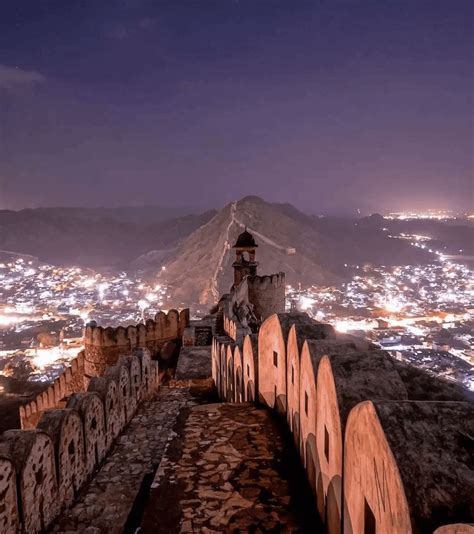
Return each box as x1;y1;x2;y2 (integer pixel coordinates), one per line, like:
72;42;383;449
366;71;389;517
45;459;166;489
232;228;259;286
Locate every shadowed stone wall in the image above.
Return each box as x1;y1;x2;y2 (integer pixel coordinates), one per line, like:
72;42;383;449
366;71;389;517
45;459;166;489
212;311;474;533
0;350;159;533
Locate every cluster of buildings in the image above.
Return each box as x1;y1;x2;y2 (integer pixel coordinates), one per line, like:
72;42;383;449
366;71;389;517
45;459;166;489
1;222;472;390
0;256;169;382
288;259;473;390
0;229;472;533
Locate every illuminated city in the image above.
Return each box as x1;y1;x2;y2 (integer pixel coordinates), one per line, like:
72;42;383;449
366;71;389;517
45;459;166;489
1;225;472;392
0;1;473;529
0;255;169;384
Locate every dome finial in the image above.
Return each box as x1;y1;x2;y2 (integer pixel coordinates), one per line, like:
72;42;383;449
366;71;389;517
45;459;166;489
233;227;258;248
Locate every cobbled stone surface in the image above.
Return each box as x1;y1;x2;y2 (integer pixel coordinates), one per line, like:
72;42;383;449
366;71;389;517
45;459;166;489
140;403;320;533
51;387;205;534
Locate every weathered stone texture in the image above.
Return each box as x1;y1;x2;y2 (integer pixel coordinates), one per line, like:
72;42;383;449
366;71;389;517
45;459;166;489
66;392;106;477
51;387;205;534
175;346;212;381
0;455;18;533
247;273;286;321
242;333;258;402
1;429;59;532
140;403;320;533
37;409;87;509
344;400;474;534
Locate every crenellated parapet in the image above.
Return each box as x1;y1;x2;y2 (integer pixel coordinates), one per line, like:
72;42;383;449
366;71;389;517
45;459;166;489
212;312;474;533
84;309;189;377
223;314;238;341
246;273;285;321
20;351;87;430
0;349;159;533
19;310;185;433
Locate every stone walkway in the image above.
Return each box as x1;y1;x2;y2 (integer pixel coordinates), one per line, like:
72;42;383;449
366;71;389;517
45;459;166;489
140;403;321;533
51;386;212;534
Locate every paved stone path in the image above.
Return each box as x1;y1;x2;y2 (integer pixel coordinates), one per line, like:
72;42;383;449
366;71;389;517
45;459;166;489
140;403;320;533
51;386;210;534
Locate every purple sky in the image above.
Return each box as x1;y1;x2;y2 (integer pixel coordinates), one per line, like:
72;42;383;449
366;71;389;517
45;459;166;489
0;0;472;214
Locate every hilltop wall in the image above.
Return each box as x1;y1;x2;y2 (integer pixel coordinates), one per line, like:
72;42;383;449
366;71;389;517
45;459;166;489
84;309;189;377
220;272;285;341
0;349;159;534
19;309;188;431
20;351;87;430
247;273;285;321
212;312;474;533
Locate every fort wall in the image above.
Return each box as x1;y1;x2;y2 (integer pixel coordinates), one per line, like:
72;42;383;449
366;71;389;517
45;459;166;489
247;273;285;321
0;349;159;533
20;351;87;430
20;309;188;429
212;312;473;533
84;309;189;377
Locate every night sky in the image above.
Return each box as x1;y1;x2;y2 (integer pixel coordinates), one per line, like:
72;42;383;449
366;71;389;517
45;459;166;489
0;1;472;214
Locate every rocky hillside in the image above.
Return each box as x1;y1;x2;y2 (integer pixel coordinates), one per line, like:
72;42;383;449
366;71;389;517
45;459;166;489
154;196;437;307
156;196;341;306
0;207;215;268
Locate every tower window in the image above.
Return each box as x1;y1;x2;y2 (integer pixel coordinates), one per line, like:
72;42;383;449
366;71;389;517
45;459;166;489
247;364;250;377
291;365;294;385
273;351;278;367
364;498;376;534
304;391;308;415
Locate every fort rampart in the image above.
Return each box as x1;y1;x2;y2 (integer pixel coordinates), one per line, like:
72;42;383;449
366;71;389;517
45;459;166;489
84;309;189;377
212;312;474;533
247;273;285;322
19;309;189;429
0;349;159;533
19;351;87;430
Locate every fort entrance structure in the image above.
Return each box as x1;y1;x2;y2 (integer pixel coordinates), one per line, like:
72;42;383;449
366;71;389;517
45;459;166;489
0;229;473;533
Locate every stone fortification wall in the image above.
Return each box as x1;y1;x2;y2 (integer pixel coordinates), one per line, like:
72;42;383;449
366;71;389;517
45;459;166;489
223;314;238;341
20;309;188;430
212;312;473;533
20;351;87;430
84;309;189;377
247;272;285;321
0;349;159;534
345;400;474;533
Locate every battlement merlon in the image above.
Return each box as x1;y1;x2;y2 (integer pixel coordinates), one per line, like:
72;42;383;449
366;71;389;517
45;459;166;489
246;273;286;321
83;309;189;377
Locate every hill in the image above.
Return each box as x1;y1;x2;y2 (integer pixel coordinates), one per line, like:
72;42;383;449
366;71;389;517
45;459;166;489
154;196;431;306
0;207;215;268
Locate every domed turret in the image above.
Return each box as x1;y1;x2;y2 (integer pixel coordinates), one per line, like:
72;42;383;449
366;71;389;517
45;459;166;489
232;227;259;286
233;229;258;249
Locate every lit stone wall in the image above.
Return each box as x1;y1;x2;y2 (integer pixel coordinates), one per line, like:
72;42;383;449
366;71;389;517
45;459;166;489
345;400;474;534
344;401;412;534
0;350;160;533
212;311;474;532
20;309;187;430
84;309;189;377
0;454;18;533
20;351;87;430
247;273;286;321
242;334;258;402
233;346;243;403
257;314;290;413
